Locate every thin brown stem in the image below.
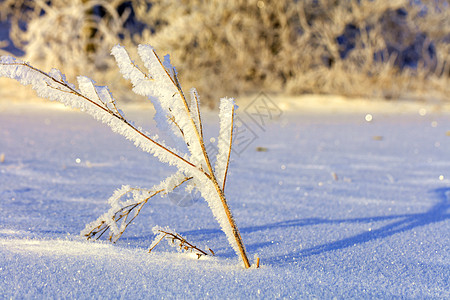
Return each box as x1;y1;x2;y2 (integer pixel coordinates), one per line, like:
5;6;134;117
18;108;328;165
148;233;167;252
222;105;234;192
167;114;186;140
157;230;209;257
149;50;251;268
190;90;204;139
210;178;251;268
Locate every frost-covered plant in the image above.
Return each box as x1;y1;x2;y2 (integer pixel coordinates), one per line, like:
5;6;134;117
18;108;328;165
0;44;251;268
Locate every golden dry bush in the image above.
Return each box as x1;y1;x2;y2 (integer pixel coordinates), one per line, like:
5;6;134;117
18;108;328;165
2;0;449;105
135;0;450;104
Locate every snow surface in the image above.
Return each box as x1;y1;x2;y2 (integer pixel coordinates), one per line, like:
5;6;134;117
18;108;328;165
1;98;449;298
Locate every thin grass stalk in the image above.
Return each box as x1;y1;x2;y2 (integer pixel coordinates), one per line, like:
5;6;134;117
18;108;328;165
221;104;234;192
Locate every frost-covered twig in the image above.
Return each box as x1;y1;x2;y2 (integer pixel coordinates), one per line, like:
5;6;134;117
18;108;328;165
83;186;164;242
149;227;214;259
82;174;193;242
0;44;251;268
215;99;235;191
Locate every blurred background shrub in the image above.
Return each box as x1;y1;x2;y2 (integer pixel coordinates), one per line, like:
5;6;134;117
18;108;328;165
1;0;449;106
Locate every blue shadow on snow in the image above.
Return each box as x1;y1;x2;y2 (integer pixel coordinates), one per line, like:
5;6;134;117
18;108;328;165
254;187;450;265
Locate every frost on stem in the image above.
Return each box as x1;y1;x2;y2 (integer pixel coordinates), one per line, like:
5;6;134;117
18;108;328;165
215;97;236;191
0;44;251;268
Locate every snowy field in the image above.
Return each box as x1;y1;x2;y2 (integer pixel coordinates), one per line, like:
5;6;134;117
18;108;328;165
1;96;449;298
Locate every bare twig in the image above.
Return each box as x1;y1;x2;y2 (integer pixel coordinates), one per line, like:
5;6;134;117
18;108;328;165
148;232;167;253
84;188;163;241
222;104;235;192
149;229;212;259
190;90;203;139
84;177;193;242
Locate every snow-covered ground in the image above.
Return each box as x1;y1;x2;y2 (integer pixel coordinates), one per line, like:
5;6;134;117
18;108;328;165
1;95;449;298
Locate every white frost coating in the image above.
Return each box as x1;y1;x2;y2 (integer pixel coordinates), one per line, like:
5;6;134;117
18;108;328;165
194;175;240;256
96;86;115;110
149;227;167;251
0;55;16;64
111;45;201;160
77;76;103;106
110;45;150;90
214;97;236;189
136;45;205;166
189;88;202;135
158;170;190;193
48;68;66;82
112;46;183;146
151;97;188;152
107;185;133;209
81;184;145;238
137;45;177;90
